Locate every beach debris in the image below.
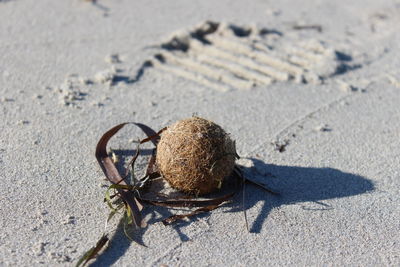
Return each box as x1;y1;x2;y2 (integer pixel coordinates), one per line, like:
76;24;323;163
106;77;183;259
76;235;109;267
157;117;237;195
109;148;119;163
77;117;277;266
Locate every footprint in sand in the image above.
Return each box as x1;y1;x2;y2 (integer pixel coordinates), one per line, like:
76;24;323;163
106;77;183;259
147;21;357;91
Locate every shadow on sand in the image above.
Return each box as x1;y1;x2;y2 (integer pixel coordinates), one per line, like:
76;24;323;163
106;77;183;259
239;158;374;232
89;157;374;266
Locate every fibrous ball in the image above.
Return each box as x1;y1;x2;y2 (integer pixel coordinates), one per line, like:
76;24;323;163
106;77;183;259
156;117;236;195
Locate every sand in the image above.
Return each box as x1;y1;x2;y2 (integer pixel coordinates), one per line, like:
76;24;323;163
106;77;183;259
0;0;399;266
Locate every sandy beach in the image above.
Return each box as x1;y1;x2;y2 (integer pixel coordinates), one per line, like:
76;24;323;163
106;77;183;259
1;0;399;266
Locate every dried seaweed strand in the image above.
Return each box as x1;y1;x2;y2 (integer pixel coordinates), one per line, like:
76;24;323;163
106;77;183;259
75;235;109;267
144;149;159;179
139;127;166;144
95;122;164;224
95;123;143;227
139;191;235;208
162;204;223;225
122;143;141;183
245;177;279;195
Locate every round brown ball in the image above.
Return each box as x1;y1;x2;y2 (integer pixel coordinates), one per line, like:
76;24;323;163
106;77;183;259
156;117;236;195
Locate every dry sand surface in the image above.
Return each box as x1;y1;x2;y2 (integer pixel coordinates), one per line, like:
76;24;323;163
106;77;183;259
1;0;400;266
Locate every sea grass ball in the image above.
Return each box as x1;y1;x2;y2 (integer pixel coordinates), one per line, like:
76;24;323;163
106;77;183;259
156;117;236;195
